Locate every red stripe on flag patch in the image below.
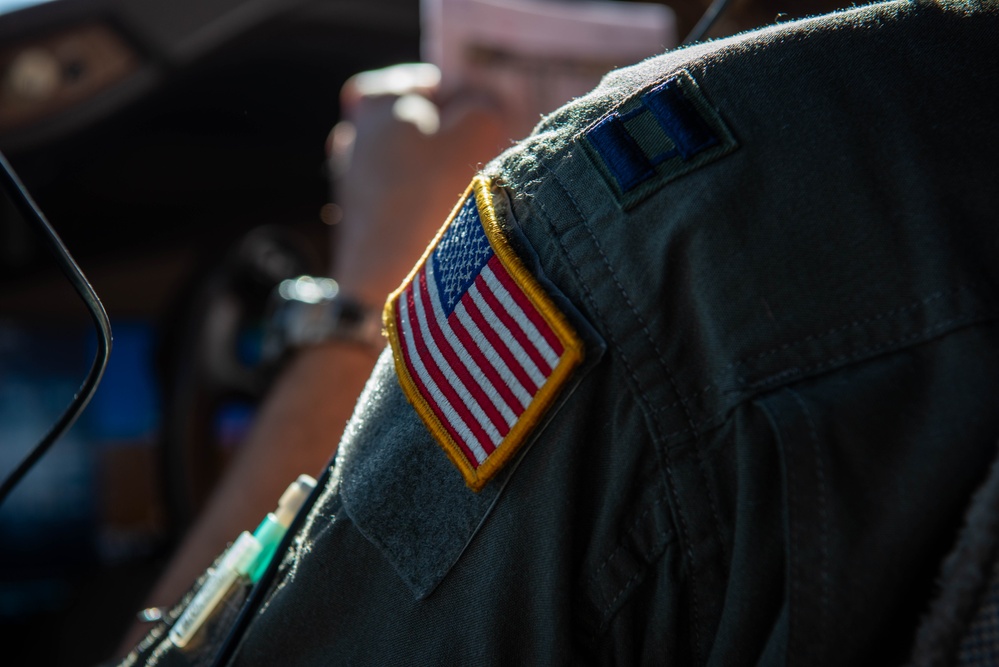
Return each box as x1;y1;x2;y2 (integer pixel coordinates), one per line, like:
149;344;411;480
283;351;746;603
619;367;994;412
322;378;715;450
384;176;584;491
415;271;510;440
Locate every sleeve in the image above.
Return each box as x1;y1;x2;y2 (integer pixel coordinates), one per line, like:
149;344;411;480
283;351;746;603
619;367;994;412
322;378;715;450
147;2;999;665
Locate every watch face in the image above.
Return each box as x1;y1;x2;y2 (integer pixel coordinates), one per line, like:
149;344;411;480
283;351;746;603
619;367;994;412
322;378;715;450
264;284;383;358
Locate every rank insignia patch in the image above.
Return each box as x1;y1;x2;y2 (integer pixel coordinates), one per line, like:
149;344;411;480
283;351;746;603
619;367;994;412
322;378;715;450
582;69;737;210
384;176;584;492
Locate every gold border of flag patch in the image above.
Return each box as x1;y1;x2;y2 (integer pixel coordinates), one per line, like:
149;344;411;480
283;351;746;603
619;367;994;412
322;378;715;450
384;175;584;491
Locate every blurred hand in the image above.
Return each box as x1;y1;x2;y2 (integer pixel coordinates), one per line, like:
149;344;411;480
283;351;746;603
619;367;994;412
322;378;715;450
328;63;508;306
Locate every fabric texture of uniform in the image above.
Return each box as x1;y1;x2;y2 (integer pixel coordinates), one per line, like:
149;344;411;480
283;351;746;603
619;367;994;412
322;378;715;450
150;1;999;664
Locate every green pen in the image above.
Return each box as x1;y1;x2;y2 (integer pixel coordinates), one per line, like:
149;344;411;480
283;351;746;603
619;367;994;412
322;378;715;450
168;474;317;649
248;474;316;583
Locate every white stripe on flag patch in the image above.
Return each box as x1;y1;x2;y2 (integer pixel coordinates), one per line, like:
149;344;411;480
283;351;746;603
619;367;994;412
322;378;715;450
411;269;504;448
424;259;519;427
398;292;488;464
467;281;547;388
453;300;533;409
481;264;560;370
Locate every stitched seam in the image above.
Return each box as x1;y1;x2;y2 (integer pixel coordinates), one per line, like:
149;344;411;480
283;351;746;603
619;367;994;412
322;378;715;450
604;570;644;615
646;287;990;424
728;284;983;369
789;388;829;662
649;383;716;413
539;170;707;659
552;172;728;567
744;312;995;390
587;504;657;584
783;402;802;667
584;466;674;629
591;522;675;623
586;491;675;586
598;287;989;422
566;193;698;436
658;311;999;441
534;179;703;654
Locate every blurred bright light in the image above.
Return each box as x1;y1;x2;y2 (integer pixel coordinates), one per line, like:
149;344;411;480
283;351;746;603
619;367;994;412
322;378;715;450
278;276;339;304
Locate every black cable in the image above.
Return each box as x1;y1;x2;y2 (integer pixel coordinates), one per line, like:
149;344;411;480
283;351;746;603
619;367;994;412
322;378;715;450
0;151;112;508
683;0;735;45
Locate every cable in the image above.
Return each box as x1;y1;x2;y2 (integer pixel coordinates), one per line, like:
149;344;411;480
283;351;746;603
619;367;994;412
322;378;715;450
0;151;112;508
683;0;735;45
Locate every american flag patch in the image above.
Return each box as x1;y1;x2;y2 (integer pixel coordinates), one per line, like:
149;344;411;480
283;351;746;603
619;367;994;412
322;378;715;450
385;176;584;491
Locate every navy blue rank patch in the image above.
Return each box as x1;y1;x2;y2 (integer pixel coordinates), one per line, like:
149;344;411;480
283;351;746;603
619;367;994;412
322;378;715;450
582;69;737;209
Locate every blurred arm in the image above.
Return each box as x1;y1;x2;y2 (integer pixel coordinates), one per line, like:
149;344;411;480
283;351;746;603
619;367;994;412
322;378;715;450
116;63;506;657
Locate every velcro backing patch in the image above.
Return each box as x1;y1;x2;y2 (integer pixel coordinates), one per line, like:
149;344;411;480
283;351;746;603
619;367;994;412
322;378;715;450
384;176;584;492
582;69;737;209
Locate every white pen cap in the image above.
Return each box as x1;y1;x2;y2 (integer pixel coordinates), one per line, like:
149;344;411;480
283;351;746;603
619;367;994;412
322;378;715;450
273;474;317;527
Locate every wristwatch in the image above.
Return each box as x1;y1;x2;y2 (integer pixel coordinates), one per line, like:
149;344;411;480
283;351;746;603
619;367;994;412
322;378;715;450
262;275;384;363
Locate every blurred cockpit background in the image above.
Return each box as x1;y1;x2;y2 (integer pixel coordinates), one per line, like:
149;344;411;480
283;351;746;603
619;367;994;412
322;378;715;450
0;0;417;663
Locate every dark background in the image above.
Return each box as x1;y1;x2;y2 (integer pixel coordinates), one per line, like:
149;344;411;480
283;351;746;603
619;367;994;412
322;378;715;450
0;1;418;664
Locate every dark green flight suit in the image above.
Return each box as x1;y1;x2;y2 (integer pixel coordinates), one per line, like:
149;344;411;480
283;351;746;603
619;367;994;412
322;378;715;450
130;1;999;664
